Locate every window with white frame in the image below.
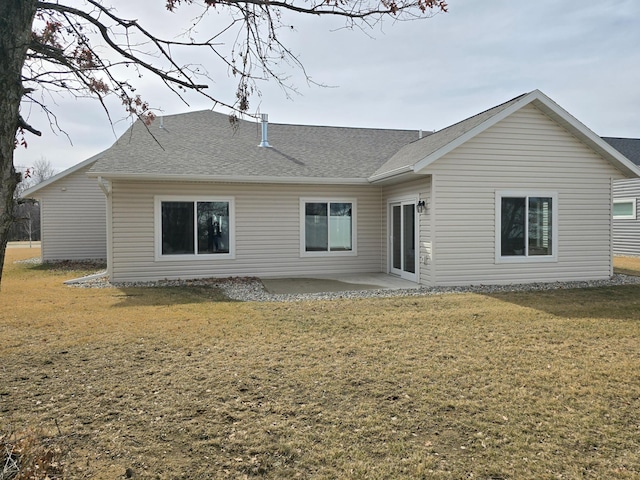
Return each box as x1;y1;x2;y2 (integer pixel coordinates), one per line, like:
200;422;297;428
496;192;557;262
301;200;355;255
156;197;233;258
613;198;637;220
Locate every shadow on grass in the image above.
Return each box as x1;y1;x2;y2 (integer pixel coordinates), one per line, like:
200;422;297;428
110;286;236;307
27;261;107;274
484;284;640;320
614;267;640;277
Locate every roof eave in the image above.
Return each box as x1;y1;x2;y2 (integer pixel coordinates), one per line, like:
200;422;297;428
586;140;640;178
86;172;372;185
534;102;640;178
22;150;107;198
367;165;415;184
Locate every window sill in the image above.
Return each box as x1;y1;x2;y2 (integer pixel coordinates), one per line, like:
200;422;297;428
496;255;557;264
155;253;235;262
301;250;357;258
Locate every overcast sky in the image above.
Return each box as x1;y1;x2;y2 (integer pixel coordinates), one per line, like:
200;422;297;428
15;0;640;173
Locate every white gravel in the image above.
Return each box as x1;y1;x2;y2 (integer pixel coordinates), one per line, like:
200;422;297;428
66;271;640;302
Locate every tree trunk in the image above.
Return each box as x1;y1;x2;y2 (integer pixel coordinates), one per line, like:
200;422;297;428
0;0;38;288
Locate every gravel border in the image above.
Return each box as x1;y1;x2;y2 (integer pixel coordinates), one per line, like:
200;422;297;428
65;271;640;302
16;256;640;302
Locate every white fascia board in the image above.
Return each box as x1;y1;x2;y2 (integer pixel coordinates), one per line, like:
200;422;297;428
85;172;371;185
367;165;415;183
21;150;107;198
533;95;640;178
601;146;640;178
413;91;541;174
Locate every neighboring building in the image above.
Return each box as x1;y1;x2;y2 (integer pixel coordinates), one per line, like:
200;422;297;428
603;137;640;256
27;90;640;286
23;152;107;261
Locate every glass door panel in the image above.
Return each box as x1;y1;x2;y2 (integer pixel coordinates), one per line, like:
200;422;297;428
392;205;402;270
403;204;416;274
390;201;417;281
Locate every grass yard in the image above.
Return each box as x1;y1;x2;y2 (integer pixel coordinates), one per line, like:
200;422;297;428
1;248;640;479
614;256;640;277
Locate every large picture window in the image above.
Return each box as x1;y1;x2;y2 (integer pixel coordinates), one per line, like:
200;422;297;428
496;192;557;262
301;199;356;255
156;197;233;259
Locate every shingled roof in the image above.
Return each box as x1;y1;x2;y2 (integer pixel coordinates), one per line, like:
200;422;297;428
87;90;640;184
89;110;421;183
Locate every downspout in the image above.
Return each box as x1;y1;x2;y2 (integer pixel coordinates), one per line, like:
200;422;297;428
380;186;386;274
610;176;614;278
97;177;113;280
430;174;437;286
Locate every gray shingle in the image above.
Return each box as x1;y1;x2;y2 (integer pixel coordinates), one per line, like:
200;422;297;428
90;110;420;180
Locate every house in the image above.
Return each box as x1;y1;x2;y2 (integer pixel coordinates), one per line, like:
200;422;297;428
27;90;640;286
603;137;640;256
22;152;107;261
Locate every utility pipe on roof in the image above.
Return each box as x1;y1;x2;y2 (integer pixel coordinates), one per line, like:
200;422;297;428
258;113;271;147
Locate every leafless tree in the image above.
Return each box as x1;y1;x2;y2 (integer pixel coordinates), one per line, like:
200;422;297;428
0;0;447;287
29;157;56;185
10;158;55;245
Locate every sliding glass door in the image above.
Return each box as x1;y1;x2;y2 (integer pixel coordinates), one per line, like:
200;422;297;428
390;201;417;281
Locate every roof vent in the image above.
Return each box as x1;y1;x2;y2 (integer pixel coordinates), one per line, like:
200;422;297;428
258;113;271;148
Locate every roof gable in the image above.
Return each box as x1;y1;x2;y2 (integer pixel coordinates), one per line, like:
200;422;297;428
369;93;527;181
22;150;105;198
370;90;640;182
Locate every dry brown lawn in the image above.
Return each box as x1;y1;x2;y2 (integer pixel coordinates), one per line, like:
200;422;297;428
614;256;640;276
1;248;640;479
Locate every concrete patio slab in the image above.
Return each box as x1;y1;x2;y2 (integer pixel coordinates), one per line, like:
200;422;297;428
261;273;419;294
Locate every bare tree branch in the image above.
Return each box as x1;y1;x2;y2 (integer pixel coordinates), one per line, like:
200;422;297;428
17;115;42;137
0;0;447;287
37;1;211;92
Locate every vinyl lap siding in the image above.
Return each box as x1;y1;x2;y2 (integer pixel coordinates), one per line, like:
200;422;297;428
425;104;623;286
110;182;384;282
38;165;107;261
613;179;640;256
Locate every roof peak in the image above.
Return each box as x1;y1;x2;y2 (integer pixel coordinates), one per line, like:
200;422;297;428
151;108;427;134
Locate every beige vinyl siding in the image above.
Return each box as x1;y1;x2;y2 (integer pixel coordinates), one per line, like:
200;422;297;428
613;179;640;256
382;177;432;285
424;104;623;286
110;181;384;282
37;165;107;261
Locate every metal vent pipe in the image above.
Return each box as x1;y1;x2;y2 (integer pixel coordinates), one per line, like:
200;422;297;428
258;113;271;147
